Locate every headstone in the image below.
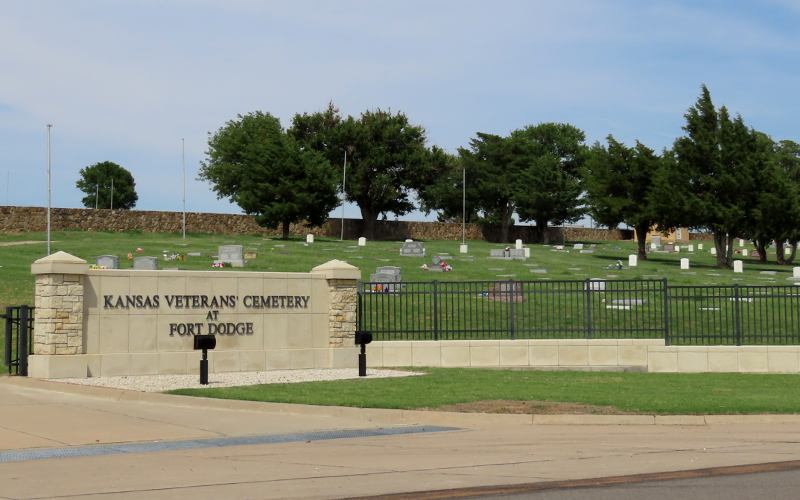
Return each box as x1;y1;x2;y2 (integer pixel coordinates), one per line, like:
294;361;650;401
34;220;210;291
739;239;745;247
674;245;680;253
487;281;524;303
306;234;314;244
688;244;694;252
573;243;584;250
652;235;661;247
664;244;675;253
742;249;749;257
400;241;426;257
794;267;800;279
96;255;119;269
523;247;531;258
579;249;595;254
459;244;468;254
515;239;523;250
697;243;704;250
244;249;257;260
710;247;717;256
405;239;413;243
187;252;202;257
553;245;565;250
650;242;658;251
218;245;244;267
369;266;401;290
680;258;689;270
628;255;637;267
358;237;367;247
585;280;606;291
133;256;158;270
733;260;743;273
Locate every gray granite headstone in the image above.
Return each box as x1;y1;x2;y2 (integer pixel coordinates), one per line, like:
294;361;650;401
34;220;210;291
400;241;426;257
133;256;158;270
96;255;119;269
218;245;244;267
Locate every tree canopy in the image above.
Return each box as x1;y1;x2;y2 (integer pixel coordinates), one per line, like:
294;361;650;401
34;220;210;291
75;161;138;210
200;111;338;239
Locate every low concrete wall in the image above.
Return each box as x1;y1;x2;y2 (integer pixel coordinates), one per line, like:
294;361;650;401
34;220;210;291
367;340;800;373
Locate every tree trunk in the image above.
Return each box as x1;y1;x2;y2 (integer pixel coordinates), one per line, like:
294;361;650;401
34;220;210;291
537;219;550;244
776;242;787;265
755;239;768;263
725;234;735;268
786;242;798;264
713;231;729;268
281;220;290;240
499;204;514;243
359;206;377;240
635;223;649;259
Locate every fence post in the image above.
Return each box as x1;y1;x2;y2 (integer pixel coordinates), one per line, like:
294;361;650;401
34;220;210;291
432;281;439;341
19;305;29;376
3;307;12;372
584;279;593;339
734;284;742;346
508;279;516;340
663;278;670;346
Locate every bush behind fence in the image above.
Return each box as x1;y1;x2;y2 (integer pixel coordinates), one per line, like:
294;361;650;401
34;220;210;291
357;279;800;345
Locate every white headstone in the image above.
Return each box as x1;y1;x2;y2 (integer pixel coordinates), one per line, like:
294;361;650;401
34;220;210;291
405;239;413;243
459;244;468;254
573;243;584;250
734;260;743;273
742;249;748;257
523;247;531;258
688;244;694;252
739;239;745;247
650;242;658;250
794;267;800;279
698;243;704;250
680;258;689;270
306;234;314;244
710;247;717;256
675;245;680;253
515;239;523;250
628;254;638;267
358;237;367;247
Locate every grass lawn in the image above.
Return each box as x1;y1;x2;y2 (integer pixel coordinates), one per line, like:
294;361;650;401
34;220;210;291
169;368;800;414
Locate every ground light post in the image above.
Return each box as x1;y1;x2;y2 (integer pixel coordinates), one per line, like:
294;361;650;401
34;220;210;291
46;124;52;256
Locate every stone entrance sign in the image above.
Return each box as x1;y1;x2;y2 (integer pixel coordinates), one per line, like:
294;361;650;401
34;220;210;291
28;253;360;379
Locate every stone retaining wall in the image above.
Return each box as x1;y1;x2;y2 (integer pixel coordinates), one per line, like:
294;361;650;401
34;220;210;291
1;206;639;242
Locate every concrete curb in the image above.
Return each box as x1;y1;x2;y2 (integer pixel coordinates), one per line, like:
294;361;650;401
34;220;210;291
5;376;800;427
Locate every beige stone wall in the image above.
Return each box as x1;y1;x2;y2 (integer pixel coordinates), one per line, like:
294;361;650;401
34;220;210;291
327;279;358;347
368;340;800;373
33;273;84;355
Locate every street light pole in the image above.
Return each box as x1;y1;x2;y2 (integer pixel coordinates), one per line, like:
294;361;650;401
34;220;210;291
46;124;52;255
182;138;186;239
340;150;347;241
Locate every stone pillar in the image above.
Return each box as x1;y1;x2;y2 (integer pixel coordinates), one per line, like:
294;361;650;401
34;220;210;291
31;252;89;355
311;260;360;347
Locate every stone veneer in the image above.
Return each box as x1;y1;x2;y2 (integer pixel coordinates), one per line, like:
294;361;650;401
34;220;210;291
31;252;88;355
309;260;360;348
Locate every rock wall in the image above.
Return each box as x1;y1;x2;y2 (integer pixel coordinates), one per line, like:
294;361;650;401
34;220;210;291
1;205;636;242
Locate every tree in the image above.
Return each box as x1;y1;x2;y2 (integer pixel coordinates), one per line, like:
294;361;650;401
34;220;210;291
511;123;586;243
290;106;431;239
583;136;662;258
669;85;762;268
76;161;138;209
200;111;338;239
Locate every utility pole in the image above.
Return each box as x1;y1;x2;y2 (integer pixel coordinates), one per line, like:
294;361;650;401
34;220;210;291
46;124;52;255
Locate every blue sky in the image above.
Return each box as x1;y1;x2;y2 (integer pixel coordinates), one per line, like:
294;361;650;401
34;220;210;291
1;0;799;220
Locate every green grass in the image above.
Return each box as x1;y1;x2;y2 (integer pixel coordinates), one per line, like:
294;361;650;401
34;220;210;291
169;368;800;414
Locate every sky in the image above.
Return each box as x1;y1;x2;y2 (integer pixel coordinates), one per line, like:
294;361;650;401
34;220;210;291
1;0;799;221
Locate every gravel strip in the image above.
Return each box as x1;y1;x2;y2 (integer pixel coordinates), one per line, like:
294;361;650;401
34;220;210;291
50;369;422;393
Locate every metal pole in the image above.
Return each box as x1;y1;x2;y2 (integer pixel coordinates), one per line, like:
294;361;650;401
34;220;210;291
340;150;347;241
110;177;114;211
95;184;99;209
46;124;52;255
462;166;466;244
182;138;186;239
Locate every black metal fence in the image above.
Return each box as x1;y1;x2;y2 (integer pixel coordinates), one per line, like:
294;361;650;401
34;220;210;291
357;280;800;345
2;305;34;375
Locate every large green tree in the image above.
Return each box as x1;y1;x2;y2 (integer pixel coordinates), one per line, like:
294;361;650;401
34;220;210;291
511;123;586;243
76;161;138;209
290;106;432;239
200;111;338;239
668;85;763;268
583;136;662;258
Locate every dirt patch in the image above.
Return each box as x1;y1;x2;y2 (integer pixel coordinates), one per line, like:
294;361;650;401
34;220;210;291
428;400;636;415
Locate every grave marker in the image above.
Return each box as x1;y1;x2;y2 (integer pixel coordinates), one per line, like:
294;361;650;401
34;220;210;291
515;239;523;250
573;243;584;250
459;244;468;254
688;244;694;252
306;234;314;244
133;256;158;270
218;245;244;267
794;267;800;279
400;241;426;257
698;243;704;250
628;255;637;267
710;247;717;256
358;237;367;247
487;281;524;303
96;255;119;269
734;260;743;273
742;249;749;257
680;258;689;270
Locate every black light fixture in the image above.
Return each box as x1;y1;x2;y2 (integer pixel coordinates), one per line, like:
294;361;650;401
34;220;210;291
193;334;217;385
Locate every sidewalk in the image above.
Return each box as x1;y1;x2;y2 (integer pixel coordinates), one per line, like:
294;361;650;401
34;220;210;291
2;376;800;499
